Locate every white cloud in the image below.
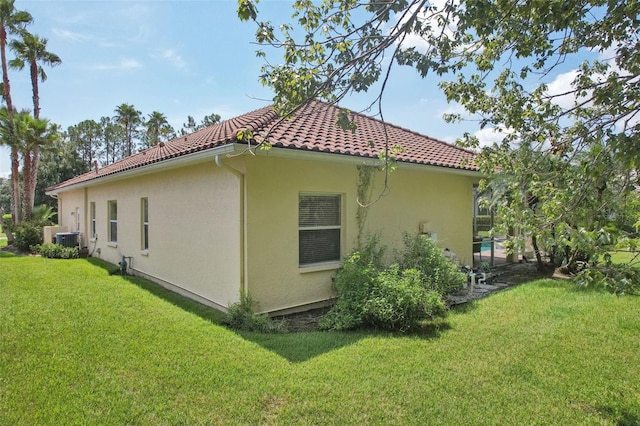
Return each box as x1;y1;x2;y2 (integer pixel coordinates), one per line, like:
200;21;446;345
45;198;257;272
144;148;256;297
90;58;142;71
474;127;508;148
52;28;91;42
157;49;187;70
545;70;579;109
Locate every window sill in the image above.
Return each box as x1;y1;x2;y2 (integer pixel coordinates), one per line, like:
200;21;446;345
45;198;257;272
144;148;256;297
107;242;118;248
299;261;341;273
140;250;149;257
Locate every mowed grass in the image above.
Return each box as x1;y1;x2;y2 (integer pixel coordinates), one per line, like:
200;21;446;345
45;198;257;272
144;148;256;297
1;257;639;425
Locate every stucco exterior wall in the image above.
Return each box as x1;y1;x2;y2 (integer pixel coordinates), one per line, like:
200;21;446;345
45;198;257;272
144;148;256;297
56;161;243;309
244;154;476;314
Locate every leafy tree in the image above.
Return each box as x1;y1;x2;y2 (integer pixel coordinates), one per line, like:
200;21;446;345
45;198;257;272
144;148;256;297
180;113;221;135
67;120;101;171
99;116;124;164
238;0;640;272
200;112;221;128
34;126;86;209
0;0;31;225
8;31;60;221
114;103;141;156
180;115;197;135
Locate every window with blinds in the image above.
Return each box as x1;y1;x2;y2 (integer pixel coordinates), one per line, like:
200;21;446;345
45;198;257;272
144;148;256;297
299;194;341;266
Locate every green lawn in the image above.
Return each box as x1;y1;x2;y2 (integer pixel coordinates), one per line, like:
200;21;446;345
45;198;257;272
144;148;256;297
1;257;639;425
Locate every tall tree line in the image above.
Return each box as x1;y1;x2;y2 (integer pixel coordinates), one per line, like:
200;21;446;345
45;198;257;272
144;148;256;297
0;0;60;236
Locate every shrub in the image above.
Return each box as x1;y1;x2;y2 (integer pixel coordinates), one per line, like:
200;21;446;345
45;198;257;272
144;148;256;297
35;243;79;259
365;267;446;331
222;291;288;333
14;221;43;253
321;235;448;331
396;233;466;295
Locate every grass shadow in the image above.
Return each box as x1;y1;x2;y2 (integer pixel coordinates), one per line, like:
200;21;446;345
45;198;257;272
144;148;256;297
238;319;452;363
85;257;225;323
596;404;640;426
82;257;453;363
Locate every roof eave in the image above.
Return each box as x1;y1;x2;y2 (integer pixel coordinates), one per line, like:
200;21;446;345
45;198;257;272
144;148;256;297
46;143;238;196
257;145;482;177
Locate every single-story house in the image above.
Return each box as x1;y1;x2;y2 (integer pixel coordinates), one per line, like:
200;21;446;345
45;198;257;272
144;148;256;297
46;100;480;314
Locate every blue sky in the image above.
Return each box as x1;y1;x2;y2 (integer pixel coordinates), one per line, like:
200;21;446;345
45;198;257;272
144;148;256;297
0;0;579;178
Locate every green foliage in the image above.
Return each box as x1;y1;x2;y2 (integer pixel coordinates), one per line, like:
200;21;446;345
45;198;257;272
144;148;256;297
396;233;466;295
240;0;640;278
13;221;42;252
222;291;288;333
364;267;446;331
321;235;449;331
574;264;640;296
29;204;55;227
35;242;79;259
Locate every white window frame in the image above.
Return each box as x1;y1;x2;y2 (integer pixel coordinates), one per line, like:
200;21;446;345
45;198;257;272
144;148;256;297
89;202;96;240
298;193;342;268
107;200;117;244
141;197;149;252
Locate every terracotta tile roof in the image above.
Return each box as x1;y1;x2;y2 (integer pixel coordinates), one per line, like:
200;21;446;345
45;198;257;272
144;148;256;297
47;100;478;192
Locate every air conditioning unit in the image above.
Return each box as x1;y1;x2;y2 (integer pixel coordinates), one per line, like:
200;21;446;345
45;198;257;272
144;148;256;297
55;232;79;248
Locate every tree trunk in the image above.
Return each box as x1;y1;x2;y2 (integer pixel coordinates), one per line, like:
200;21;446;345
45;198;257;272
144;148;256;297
10;146;20;224
531;234;545;271
22;148;38;221
1;25;20;224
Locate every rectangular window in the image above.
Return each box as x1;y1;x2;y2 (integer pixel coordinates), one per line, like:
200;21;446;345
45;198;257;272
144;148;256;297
108;200;117;243
299;194;341;266
141;197;149;251
90;202;96;239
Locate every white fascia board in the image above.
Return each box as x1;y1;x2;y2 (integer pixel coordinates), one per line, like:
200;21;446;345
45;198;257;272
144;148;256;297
46;144;237;196
252;144;483;178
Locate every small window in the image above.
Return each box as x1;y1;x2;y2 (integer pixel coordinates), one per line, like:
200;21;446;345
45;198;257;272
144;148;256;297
108;200;117;243
141;197;149;251
90;202;96;239
299;194;342;266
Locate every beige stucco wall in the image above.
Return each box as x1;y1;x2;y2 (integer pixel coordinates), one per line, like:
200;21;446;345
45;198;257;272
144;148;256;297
244;154;477;314
54;151;476;315
56;160;243;309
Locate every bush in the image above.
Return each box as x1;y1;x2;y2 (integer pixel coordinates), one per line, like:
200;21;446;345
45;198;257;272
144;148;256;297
321;235;449;331
365;267;446;331
396;233;467;295
35;243;79;259
222;291;288;333
14;221;43;253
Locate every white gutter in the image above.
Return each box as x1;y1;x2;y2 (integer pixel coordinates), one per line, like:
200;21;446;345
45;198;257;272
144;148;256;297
215;154;248;296
46;144;238;196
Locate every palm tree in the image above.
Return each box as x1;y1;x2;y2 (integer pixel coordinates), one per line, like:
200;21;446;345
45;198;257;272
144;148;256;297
0;0;32;226
145;111;169;146
9;32;61;119
114;103;141;156
9;32;61;220
11;109;57;220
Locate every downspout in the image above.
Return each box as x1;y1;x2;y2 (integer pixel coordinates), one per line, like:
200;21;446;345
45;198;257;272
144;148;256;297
215;155;248;295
